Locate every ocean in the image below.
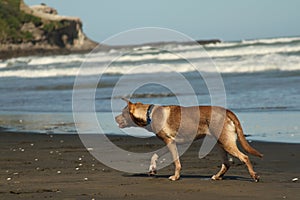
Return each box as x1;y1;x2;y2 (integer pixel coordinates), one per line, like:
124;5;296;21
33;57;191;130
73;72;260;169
0;36;299;143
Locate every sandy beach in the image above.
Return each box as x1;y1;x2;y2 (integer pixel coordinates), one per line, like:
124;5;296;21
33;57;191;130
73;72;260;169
0;131;299;200
1;2;300;200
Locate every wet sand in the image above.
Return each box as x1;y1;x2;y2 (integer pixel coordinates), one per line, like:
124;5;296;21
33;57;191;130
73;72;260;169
0;132;299;199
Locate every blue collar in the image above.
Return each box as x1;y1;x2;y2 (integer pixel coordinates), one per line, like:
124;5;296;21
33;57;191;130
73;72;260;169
146;104;155;125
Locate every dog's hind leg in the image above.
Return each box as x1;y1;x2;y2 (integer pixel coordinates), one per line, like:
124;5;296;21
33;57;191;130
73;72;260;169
211;146;230;180
223;143;259;182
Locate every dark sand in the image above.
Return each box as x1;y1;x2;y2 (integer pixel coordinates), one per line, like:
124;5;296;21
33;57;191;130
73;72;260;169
1;132;299;200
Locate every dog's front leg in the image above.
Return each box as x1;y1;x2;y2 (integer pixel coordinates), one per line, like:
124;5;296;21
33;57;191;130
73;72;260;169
148;153;158;175
148;147;170;175
166;140;181;181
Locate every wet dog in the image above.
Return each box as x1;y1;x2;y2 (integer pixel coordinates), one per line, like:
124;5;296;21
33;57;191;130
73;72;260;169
115;98;263;182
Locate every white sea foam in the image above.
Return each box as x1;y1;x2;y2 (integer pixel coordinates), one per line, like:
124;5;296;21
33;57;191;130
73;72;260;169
207;45;300;58
240;36;300;45
2;57;299;78
1;36;300;78
0;63;7;69
28;54;85;65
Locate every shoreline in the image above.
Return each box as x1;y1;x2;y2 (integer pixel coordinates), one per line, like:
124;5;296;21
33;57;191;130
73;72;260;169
1;132;299;199
0;111;299;144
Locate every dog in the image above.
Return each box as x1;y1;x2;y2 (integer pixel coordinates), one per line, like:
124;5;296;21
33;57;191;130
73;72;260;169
115;98;263;182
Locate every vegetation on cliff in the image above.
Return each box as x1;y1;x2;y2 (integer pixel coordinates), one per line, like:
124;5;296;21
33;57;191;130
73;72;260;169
0;0;41;43
0;0;97;59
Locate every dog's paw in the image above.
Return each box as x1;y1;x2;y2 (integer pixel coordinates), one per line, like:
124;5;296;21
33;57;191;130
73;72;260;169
211;175;223;181
253;173;260;182
148;170;157;176
148;164;157;176
169;175;180;181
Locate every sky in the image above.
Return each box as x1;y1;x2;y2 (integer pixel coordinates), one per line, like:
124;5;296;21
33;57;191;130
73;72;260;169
25;0;300;43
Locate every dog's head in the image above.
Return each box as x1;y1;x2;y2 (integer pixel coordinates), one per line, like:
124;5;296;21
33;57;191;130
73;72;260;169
115;98;151;128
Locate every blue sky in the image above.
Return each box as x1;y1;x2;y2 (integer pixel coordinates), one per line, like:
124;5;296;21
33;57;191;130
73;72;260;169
25;0;300;43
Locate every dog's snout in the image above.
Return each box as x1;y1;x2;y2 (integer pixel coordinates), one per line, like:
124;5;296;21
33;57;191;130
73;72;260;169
115;114;122;123
115;114;126;128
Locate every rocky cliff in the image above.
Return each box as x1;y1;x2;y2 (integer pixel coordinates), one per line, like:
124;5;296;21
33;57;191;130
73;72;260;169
0;0;98;60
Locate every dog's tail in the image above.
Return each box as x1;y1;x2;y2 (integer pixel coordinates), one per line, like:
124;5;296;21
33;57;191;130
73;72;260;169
227;110;263;158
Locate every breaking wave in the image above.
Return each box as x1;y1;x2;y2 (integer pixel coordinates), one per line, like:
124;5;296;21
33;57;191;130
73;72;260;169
1;36;300;77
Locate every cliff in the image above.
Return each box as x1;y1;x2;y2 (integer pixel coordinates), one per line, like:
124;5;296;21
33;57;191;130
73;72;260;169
0;0;98;60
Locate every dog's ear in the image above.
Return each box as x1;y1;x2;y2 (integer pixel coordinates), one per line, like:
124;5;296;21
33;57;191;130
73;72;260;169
121;97;130;103
121;98;133;107
121;98;135;113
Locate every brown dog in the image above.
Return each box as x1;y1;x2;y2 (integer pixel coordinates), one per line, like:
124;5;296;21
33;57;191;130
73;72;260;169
115;98;263;182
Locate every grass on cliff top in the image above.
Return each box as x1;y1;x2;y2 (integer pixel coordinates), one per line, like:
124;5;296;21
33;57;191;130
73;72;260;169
0;0;67;44
0;0;43;43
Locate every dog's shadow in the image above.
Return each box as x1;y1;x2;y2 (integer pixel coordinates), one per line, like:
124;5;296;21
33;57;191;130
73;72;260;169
123;173;252;182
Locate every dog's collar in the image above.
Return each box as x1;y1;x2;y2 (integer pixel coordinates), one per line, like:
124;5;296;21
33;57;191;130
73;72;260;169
146;104;155;125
